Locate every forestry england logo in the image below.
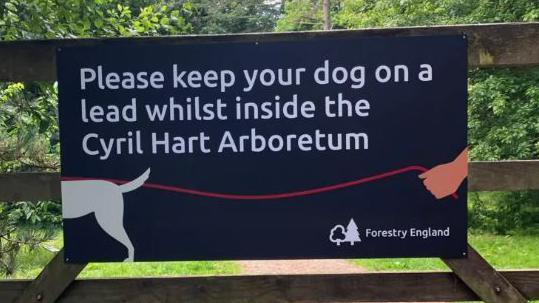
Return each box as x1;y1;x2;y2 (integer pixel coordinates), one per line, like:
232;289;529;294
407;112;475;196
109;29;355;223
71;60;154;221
329;219;361;246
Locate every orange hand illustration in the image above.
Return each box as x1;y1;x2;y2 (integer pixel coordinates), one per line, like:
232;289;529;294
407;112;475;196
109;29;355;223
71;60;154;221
419;148;468;199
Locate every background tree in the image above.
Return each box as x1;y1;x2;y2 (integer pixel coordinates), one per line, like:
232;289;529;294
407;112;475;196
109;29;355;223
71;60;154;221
275;0;340;32
183;0;280;34
0;0;193;39
334;0;538;28
322;0;331;30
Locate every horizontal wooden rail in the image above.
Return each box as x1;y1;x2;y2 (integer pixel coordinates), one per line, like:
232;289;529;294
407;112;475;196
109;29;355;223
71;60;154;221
0;22;538;82
0;270;538;302
468;160;539;191
0;161;537;202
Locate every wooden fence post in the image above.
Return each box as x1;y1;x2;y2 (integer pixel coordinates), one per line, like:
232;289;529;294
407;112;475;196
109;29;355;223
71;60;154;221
442;244;528;303
13;249;86;303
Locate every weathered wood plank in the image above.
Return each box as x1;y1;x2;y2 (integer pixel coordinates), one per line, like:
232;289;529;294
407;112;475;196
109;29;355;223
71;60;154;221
0;171;60;202
0;161;537;202
0;22;538;82
1;270;538;303
442;245;528;303
12;249;86;303
468;160;539;191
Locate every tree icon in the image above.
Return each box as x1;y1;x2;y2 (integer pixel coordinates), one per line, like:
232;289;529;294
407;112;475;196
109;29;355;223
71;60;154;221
329;225;346;246
344;219;361;245
329;219;361;246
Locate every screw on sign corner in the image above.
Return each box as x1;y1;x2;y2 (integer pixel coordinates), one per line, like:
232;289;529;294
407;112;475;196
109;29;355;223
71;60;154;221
35;292;43;301
494;285;502;295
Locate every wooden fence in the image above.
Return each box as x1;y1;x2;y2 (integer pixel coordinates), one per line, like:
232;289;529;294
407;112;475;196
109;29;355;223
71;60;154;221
0;22;538;303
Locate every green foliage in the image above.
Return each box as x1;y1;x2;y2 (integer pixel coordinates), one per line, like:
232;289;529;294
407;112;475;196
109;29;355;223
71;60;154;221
186;0;280;34
334;0;539;28
0;83;59;172
0;65;61;278
468;68;539;160
0;0;193;40
276;0;324;31
469;191;539;234
466;62;539;236
0;202;60;276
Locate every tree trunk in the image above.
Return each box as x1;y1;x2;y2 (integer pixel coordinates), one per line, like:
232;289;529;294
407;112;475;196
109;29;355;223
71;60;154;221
323;0;331;30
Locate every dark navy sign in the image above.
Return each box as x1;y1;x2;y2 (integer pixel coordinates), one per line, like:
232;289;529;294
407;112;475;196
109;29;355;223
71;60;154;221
58;34;468;262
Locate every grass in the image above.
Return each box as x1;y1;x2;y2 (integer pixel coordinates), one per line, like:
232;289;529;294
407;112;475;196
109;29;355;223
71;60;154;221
8;232;240;279
6;232;539;279
354;233;539;271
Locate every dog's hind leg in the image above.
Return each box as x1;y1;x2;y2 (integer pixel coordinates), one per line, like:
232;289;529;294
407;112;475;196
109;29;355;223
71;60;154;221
94;204;135;262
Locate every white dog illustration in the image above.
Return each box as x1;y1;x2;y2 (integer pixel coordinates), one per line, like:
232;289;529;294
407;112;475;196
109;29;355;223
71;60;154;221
62;168;150;262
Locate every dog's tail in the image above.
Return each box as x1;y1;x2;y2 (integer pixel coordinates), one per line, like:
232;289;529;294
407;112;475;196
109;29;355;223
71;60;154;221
119;168;151;193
